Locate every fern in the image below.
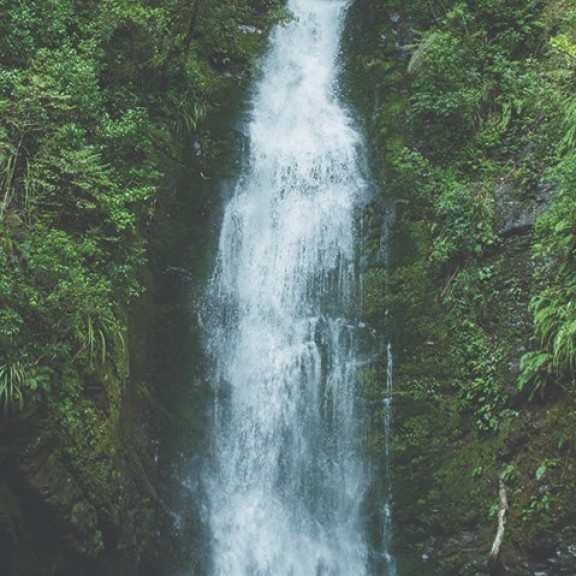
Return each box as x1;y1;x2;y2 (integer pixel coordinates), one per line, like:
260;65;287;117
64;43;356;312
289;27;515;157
0;362;25;410
75;313;125;370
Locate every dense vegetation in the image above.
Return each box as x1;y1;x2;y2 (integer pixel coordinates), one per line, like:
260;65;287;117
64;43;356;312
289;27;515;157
348;0;576;572
361;0;576;401
0;0;283;412
0;0;281;573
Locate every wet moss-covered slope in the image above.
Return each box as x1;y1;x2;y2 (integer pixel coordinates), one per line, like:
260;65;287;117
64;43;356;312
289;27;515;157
343;1;576;574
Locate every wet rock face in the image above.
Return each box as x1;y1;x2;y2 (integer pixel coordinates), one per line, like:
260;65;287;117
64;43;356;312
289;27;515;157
543;541;576;576
0;425;79;574
0;391;158;576
495;180;553;237
499;537;576;576
0;479;19;575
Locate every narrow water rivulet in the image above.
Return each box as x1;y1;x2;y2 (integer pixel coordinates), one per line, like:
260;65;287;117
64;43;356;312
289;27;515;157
203;0;392;573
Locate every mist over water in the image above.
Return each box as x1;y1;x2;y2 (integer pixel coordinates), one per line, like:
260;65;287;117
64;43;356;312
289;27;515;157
203;1;385;573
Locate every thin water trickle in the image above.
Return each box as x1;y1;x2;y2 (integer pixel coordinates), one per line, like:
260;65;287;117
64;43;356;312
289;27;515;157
381;342;397;576
203;0;392;574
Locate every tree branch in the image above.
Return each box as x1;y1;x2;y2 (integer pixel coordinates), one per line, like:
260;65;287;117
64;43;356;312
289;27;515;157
488;479;509;575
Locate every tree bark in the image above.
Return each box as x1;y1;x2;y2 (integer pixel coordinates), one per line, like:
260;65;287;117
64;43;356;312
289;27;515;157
488;479;508;574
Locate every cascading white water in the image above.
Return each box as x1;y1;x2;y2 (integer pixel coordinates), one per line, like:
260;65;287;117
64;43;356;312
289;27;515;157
204;0;381;573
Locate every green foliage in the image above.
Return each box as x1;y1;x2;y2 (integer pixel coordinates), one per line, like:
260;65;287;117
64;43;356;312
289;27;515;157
430;179;496;265
370;0;576;420
0;361;25;410
0;360;51;411
0;0;281;411
409;27;487;147
389;147;497;270
449;316;513;431
532;291;576;371
518;350;554;397
0;0;76;66
519;151;576;395
404;0;548;166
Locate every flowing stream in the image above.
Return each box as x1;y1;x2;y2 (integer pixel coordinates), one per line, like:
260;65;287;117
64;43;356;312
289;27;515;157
203;0;391;573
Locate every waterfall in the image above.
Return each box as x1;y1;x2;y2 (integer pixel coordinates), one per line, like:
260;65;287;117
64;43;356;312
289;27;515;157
203;0;388;573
